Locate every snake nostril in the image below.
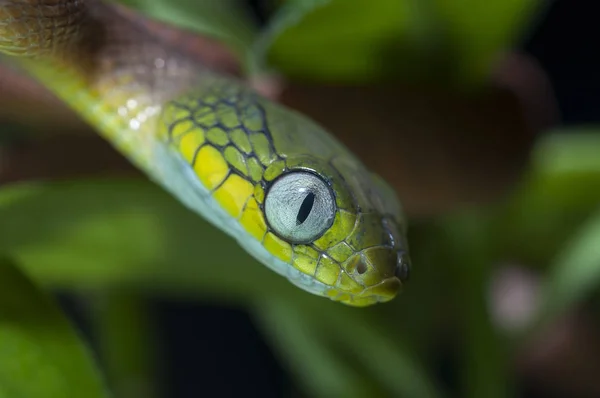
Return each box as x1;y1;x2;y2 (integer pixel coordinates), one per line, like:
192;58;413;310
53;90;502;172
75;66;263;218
395;251;410;282
356;262;367;275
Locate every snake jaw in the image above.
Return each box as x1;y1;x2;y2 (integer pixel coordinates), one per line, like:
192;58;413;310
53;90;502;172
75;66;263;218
327;277;402;307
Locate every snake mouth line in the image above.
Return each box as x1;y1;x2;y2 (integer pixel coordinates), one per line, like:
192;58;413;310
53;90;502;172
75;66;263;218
327;276;403;307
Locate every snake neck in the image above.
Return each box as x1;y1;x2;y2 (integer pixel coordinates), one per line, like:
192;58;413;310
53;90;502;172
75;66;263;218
7;1;238;175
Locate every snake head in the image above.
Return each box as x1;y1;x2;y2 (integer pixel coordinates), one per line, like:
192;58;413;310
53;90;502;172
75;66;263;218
248;96;411;307
1;0;408;307
259;153;411;307
162;83;410;307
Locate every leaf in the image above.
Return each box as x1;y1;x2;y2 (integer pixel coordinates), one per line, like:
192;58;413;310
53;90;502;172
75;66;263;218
0;257;108;398
0;179;289;300
255;0;542;85
253;295;443;398
445;214;513;398
254;0;441;83
431;0;543;84
489;130;600;266
91;293;157;398
536;206;600;324
255;299;380;398
115;0;258;65
531;129;600;174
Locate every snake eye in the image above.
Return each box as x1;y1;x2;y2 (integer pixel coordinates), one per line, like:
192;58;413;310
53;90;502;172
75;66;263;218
265;171;336;243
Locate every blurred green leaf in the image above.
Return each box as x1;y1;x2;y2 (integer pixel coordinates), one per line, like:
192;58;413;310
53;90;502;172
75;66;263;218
254;296;443;398
254;0;441;82
256;299;380;398
532;130;600;174
532;133;600;321
0;257;108;398
115;0;258;66
0;179;290;300
254;0;541;84
91;293;156;398
489;131;600;267
432;0;542;84
446;213;512;398
536;206;600;323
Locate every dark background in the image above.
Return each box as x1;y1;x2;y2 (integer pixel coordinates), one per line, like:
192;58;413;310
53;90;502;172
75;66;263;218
60;1;600;397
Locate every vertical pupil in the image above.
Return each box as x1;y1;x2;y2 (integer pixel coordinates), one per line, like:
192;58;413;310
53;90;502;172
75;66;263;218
296;192;315;225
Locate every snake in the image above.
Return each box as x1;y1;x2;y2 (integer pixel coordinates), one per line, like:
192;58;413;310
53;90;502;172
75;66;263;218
0;0;411;307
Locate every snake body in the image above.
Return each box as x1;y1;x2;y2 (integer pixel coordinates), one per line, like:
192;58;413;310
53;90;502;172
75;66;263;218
0;0;410;306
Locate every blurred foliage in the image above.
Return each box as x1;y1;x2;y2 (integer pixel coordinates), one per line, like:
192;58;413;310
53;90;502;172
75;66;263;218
1;0;599;398
0;258;107;398
116;0;543;85
255;0;541;84
91;293;157;398
254;297;442;398
2;130;600;397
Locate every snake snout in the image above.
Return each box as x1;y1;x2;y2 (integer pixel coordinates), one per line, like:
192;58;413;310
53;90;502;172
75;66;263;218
353;247;403;286
329;240;408;306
